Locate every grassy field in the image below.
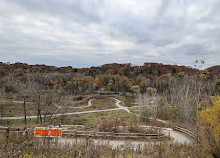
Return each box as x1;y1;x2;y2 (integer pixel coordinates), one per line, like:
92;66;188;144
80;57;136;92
1;110;137;128
0;101;37;117
0;95;118;117
67;96;118;112
54;110;137;128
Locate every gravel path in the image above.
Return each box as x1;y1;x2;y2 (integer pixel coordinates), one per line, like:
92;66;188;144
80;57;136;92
140;125;192;144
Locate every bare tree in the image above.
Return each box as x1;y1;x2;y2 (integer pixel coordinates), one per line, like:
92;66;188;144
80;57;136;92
131;85;143;120
0;86;5;125
46;95;73;125
30;71;50;125
142;87;159;120
137;93;143;119
42;87;63;123
165;75;216;124
9;70;33;125
60;95;73;124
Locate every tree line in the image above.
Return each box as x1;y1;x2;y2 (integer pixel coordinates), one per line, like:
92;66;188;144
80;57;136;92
0;61;219;156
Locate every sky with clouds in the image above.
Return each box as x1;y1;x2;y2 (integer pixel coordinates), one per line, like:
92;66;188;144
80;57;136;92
0;0;219;68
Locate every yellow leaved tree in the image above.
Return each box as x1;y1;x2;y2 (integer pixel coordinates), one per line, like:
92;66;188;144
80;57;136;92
198;96;220;157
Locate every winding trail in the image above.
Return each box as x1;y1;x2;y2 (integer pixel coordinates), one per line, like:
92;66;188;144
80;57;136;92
1;97;193;144
163;129;192;144
140;125;192;144
113;98;131;113
55;99;93;109
1;98;130;120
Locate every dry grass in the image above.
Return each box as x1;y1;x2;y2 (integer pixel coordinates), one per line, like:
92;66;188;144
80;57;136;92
0;132;213;158
0;101;37;117
52;110;137;129
67;96;117;112
1;110;137;130
0;95;118;117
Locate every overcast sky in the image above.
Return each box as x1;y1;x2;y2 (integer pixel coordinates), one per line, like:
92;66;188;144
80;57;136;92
0;0;219;68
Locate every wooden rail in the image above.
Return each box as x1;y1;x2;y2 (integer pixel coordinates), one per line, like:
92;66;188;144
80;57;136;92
0;127;22;131
62;130;166;139
0;127;168;140
0;127;34;134
174;126;197;140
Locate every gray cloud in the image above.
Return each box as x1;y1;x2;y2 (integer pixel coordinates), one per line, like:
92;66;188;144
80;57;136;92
0;0;219;68
6;0;103;24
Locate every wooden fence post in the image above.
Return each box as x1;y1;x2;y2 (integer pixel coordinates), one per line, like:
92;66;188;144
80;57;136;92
94;130;96;138
157;129;159;139
75;129;78;143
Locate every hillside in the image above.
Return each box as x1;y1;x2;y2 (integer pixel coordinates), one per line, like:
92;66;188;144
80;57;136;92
0;61;219;94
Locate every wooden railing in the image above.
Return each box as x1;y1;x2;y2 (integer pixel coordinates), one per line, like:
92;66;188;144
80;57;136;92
0;127;168;140
62;130;166;139
174;126;197;140
0;126;23;132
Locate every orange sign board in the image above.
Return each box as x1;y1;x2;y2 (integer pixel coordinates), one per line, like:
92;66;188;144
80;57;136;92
34;128;62;137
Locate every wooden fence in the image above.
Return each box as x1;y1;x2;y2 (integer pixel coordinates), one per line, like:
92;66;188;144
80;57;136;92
0;127;23;132
62;130;167;140
174;126;197;140
0;127;167;140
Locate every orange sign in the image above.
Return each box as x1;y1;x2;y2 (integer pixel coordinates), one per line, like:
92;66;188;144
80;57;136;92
34;128;62;137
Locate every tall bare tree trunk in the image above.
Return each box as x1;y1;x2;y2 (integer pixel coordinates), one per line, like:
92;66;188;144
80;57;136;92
137;93;142;121
0;105;2;125
23;96;27;125
37;95;42;125
0;88;5;126
0;101;2;126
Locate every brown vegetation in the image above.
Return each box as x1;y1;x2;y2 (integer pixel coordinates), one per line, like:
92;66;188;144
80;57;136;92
0;132;213;158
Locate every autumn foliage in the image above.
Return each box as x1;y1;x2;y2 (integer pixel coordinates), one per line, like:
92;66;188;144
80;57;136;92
198;96;220;157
